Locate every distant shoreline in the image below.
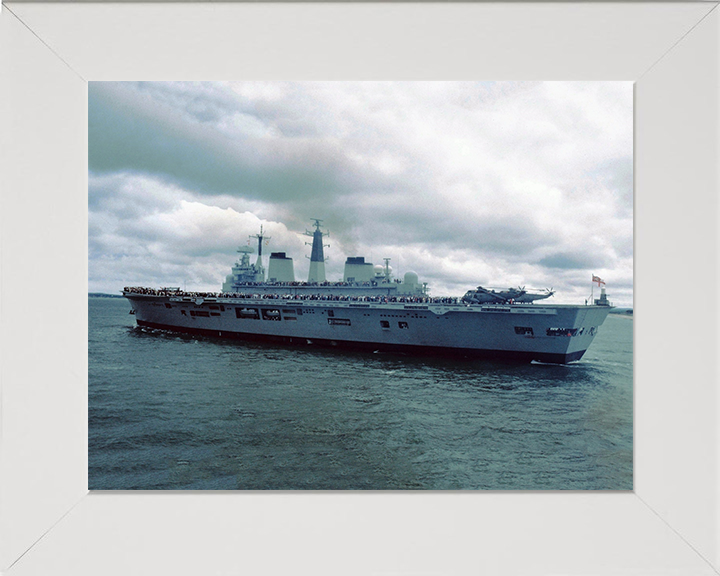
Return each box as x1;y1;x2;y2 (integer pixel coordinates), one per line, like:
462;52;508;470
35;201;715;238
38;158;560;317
88;293;123;298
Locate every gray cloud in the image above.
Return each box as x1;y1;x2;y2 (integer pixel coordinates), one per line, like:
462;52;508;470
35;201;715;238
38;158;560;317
89;83;354;206
135;81;248;124
538;252;606;270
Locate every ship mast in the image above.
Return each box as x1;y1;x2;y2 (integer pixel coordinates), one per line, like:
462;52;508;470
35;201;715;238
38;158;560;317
383;257;392;281
249;225;271;281
304;219;329;283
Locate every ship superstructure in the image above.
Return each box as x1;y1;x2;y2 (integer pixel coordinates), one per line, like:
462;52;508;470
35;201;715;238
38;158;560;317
221;226;270;290
222;220;427;297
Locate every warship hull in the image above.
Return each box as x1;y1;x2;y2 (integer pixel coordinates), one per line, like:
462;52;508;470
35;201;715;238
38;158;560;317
125;293;611;363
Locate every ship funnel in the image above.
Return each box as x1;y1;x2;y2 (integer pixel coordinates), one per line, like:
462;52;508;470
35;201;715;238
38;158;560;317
343;257;374;283
267;252;295;283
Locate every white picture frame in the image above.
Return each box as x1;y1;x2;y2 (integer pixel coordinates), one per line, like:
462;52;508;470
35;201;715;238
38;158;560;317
1;2;718;574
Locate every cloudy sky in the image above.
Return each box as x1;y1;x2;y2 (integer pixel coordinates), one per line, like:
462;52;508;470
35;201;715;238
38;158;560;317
89;81;633;306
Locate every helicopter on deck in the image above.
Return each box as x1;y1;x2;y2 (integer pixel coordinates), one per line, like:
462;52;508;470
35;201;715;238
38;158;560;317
462;286;554;304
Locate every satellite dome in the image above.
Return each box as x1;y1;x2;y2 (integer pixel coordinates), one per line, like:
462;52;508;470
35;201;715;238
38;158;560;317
373;264;385;276
403;271;419;285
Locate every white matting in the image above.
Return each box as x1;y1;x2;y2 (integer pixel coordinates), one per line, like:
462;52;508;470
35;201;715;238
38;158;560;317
0;3;718;575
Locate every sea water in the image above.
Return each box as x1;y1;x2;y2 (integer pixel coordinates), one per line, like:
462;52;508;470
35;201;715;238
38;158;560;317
89;297;633;490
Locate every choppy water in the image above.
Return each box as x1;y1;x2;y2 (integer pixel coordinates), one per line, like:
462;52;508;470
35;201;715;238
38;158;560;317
89;298;633;490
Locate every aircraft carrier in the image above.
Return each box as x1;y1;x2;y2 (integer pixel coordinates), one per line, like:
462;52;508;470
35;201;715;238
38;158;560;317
123;220;612;363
